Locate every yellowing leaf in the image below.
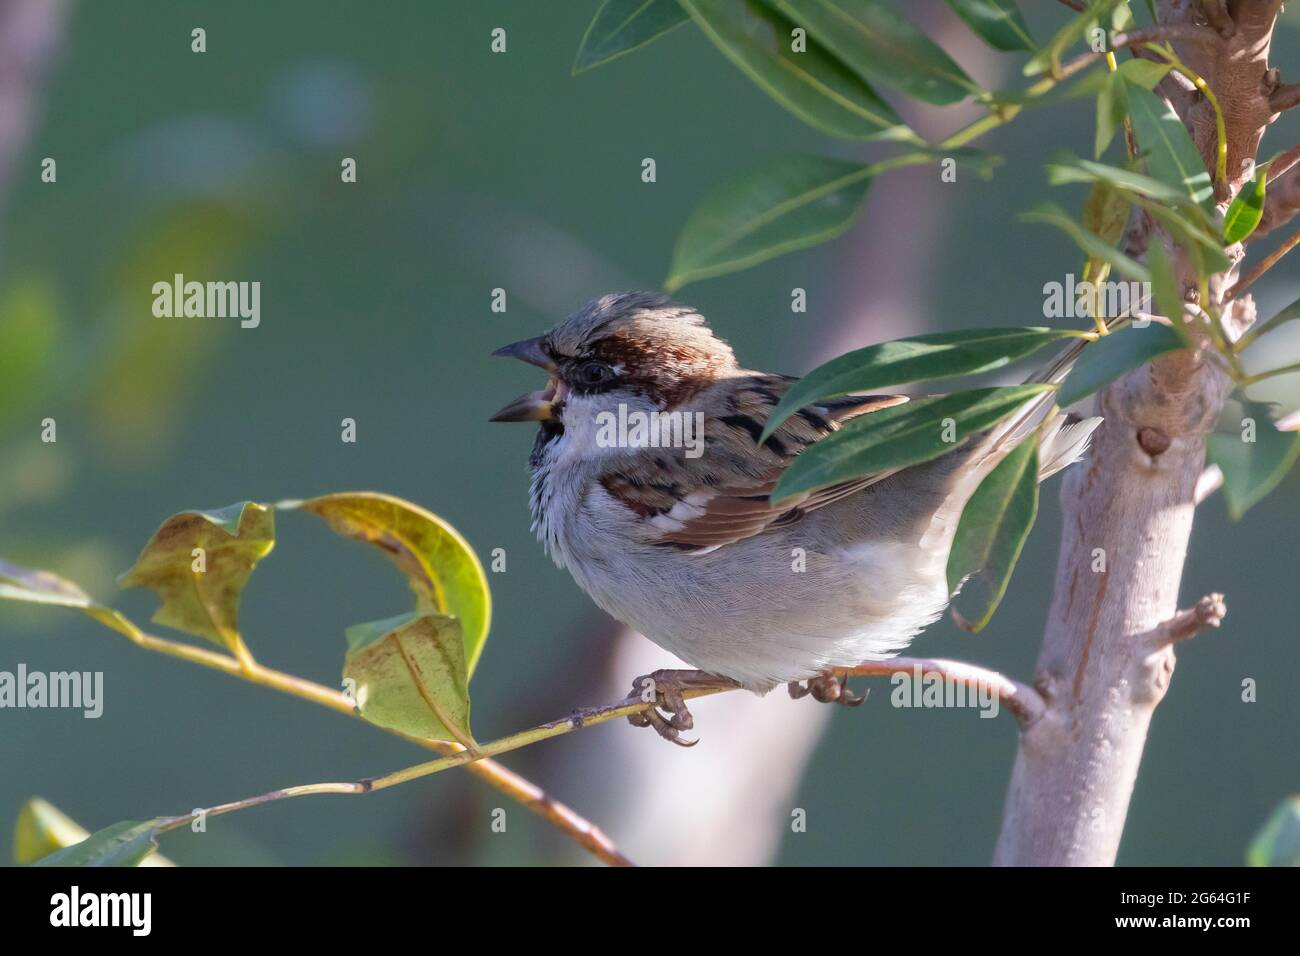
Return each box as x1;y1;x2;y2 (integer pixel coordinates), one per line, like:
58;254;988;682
344;612;471;744
283;493;491;676
118;502;274;656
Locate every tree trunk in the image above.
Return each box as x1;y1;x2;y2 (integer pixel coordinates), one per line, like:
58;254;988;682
994;0;1281;865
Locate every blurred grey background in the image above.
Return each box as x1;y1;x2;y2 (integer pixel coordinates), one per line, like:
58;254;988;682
0;0;1296;865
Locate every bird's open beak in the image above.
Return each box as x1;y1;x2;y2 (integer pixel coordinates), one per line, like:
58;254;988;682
490;336;562;422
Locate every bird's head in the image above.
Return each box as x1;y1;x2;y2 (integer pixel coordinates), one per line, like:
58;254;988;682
489;292;736;438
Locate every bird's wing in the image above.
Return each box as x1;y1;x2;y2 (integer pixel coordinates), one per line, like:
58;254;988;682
596;373;908;553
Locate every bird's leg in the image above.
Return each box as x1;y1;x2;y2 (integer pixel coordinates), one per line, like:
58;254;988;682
788;671;868;706
625;668;738;747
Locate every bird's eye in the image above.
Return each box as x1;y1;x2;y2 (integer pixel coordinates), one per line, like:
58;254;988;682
575;360;615;388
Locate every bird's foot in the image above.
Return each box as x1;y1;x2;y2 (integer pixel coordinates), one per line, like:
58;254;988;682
625;669;737;747
788;671;867;706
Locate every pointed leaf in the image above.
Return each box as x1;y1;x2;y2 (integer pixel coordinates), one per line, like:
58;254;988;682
1247;797;1300;867
666;154;871;291
772;384;1053;503
1057;324;1185;406
283;492;491;676
1047;155;1195;206
762;327;1081;442
1207;401;1300;519
1223;166;1268;245
942;0;1033;52
1021;202;1150;281
1125;82;1214;213
32;819;164;867
1024;0;1125;77
15;798;173;866
117;502;273;655
1145;239;1182;325
771;0;979;105
681;0;913;141
573;0;691;74
343;612;471;743
1094;71;1126;158
947;438;1039;632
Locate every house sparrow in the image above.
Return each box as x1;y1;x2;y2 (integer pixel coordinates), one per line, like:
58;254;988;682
491;292;1099;744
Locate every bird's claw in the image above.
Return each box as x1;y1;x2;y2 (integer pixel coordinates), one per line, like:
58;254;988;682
788;671;868;706
626;672;698;747
625;669;744;747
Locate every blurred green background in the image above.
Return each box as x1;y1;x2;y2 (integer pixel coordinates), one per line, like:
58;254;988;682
1;0;1296;866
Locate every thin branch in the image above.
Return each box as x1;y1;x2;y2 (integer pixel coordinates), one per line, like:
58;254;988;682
1226;227;1300;301
107;619;635;866
840;657;1045;728
129;652;1051;847
1139;594;1227;651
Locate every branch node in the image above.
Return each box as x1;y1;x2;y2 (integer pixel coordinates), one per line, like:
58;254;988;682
1141;594;1227;651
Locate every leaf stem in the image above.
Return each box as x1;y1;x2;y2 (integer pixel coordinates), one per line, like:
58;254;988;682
1146;45;1228;189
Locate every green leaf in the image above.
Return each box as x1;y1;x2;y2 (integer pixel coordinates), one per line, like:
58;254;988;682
995;56;1167;108
947;438;1039;632
665;154;871;291
1222;166;1268;245
1021;201;1150;281
1023;0;1125;76
1047;155;1195;206
1094;71;1126;159
680;0;914;141
32;819;164;867
770;0;979;105
283;492;492;676
1125;82;1214;213
117;502;274;656
1207;401;1300;519
1145;239;1182;325
942;0;1033;52
1247;797;1300;867
15;798;173;866
1081;181;1130;249
762;327;1082;442
573;0;691;74
343;612;471;743
772;384;1053;503
1141;201;1230;275
1057;324;1185;406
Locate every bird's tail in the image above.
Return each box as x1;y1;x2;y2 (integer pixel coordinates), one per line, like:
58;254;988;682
982;311;1132;481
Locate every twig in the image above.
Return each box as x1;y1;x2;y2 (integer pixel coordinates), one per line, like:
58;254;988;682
104;617;635;866
134;651;1051;844
1271;83;1300;113
1139;594;1227;651
1226;227;1300;301
841;658;1045;728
